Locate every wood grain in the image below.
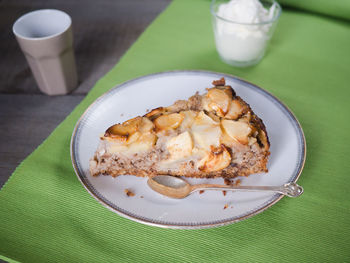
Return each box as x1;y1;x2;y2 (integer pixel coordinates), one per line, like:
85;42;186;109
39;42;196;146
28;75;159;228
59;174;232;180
0;0;171;188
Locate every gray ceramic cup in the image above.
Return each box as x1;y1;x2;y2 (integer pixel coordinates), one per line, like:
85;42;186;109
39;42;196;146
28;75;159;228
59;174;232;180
13;9;78;95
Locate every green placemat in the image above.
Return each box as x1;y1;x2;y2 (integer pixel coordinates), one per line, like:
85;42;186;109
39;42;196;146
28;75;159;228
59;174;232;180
279;0;350;20
1;0;350;262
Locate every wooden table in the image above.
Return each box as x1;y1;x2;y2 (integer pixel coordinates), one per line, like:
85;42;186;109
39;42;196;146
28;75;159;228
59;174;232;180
0;0;171;188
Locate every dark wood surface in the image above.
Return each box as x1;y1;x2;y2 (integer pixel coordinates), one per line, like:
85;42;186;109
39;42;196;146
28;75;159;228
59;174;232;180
0;0;171;189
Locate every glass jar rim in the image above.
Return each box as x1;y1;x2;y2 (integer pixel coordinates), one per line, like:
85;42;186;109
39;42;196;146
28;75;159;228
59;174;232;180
210;0;282;26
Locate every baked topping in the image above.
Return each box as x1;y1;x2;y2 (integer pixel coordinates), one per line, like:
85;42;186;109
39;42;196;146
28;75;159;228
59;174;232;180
191;111;221;151
166;131;193;160
154;113;184;131
225;98;247;120
105;116;142;141
92;78;270;178
198;145;231;172
221;119;252;145
206;88;231;116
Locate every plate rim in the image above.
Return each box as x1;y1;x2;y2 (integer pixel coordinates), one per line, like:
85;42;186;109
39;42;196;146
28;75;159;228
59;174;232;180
70;70;306;229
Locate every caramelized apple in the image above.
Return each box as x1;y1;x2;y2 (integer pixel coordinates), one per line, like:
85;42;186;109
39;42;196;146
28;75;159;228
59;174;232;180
225;99;245;120
144;107;165;120
104;116;142;140
154;113;184;131
221;119;252;145
207;88;231;117
198;145;231;172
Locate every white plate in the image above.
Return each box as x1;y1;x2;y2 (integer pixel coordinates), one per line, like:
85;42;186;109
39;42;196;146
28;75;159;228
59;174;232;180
71;71;306;229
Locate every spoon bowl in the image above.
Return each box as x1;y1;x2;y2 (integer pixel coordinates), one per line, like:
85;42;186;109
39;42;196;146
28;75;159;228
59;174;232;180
148;175;303;199
147;176;192;199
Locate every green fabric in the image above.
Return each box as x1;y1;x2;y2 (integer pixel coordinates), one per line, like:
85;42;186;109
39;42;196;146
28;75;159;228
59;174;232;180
1;0;350;262
279;0;350;20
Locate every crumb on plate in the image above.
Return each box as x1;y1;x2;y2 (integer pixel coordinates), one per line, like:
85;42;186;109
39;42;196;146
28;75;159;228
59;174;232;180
124;189;135;197
224;178;232;185
224;178;241;186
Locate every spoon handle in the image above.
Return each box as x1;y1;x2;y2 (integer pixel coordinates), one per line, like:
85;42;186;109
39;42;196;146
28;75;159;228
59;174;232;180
191;182;303;197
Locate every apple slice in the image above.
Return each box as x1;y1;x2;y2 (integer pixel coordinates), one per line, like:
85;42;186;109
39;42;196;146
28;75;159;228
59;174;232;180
154;113;184;131
139;117;154;133
127;133;157;153
191;111;221;151
126;131;141;144
193;111;218;126
179;110;197;130
198;145;231;172
104;116;142;142
166;131;193;160
221;119;252;145
206;88;231;117
144;107;165;120
225;99;246;120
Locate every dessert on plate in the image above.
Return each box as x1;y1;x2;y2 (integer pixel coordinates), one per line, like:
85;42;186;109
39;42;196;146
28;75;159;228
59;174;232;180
90;78;270;179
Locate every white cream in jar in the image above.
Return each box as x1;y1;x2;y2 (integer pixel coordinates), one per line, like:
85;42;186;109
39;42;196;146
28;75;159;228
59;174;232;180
213;0;278;65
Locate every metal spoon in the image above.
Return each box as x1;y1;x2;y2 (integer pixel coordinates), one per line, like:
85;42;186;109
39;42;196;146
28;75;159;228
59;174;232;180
147;175;303;199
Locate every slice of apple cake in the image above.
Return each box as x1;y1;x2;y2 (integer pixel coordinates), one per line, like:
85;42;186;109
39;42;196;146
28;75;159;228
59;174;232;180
90;78;270;179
